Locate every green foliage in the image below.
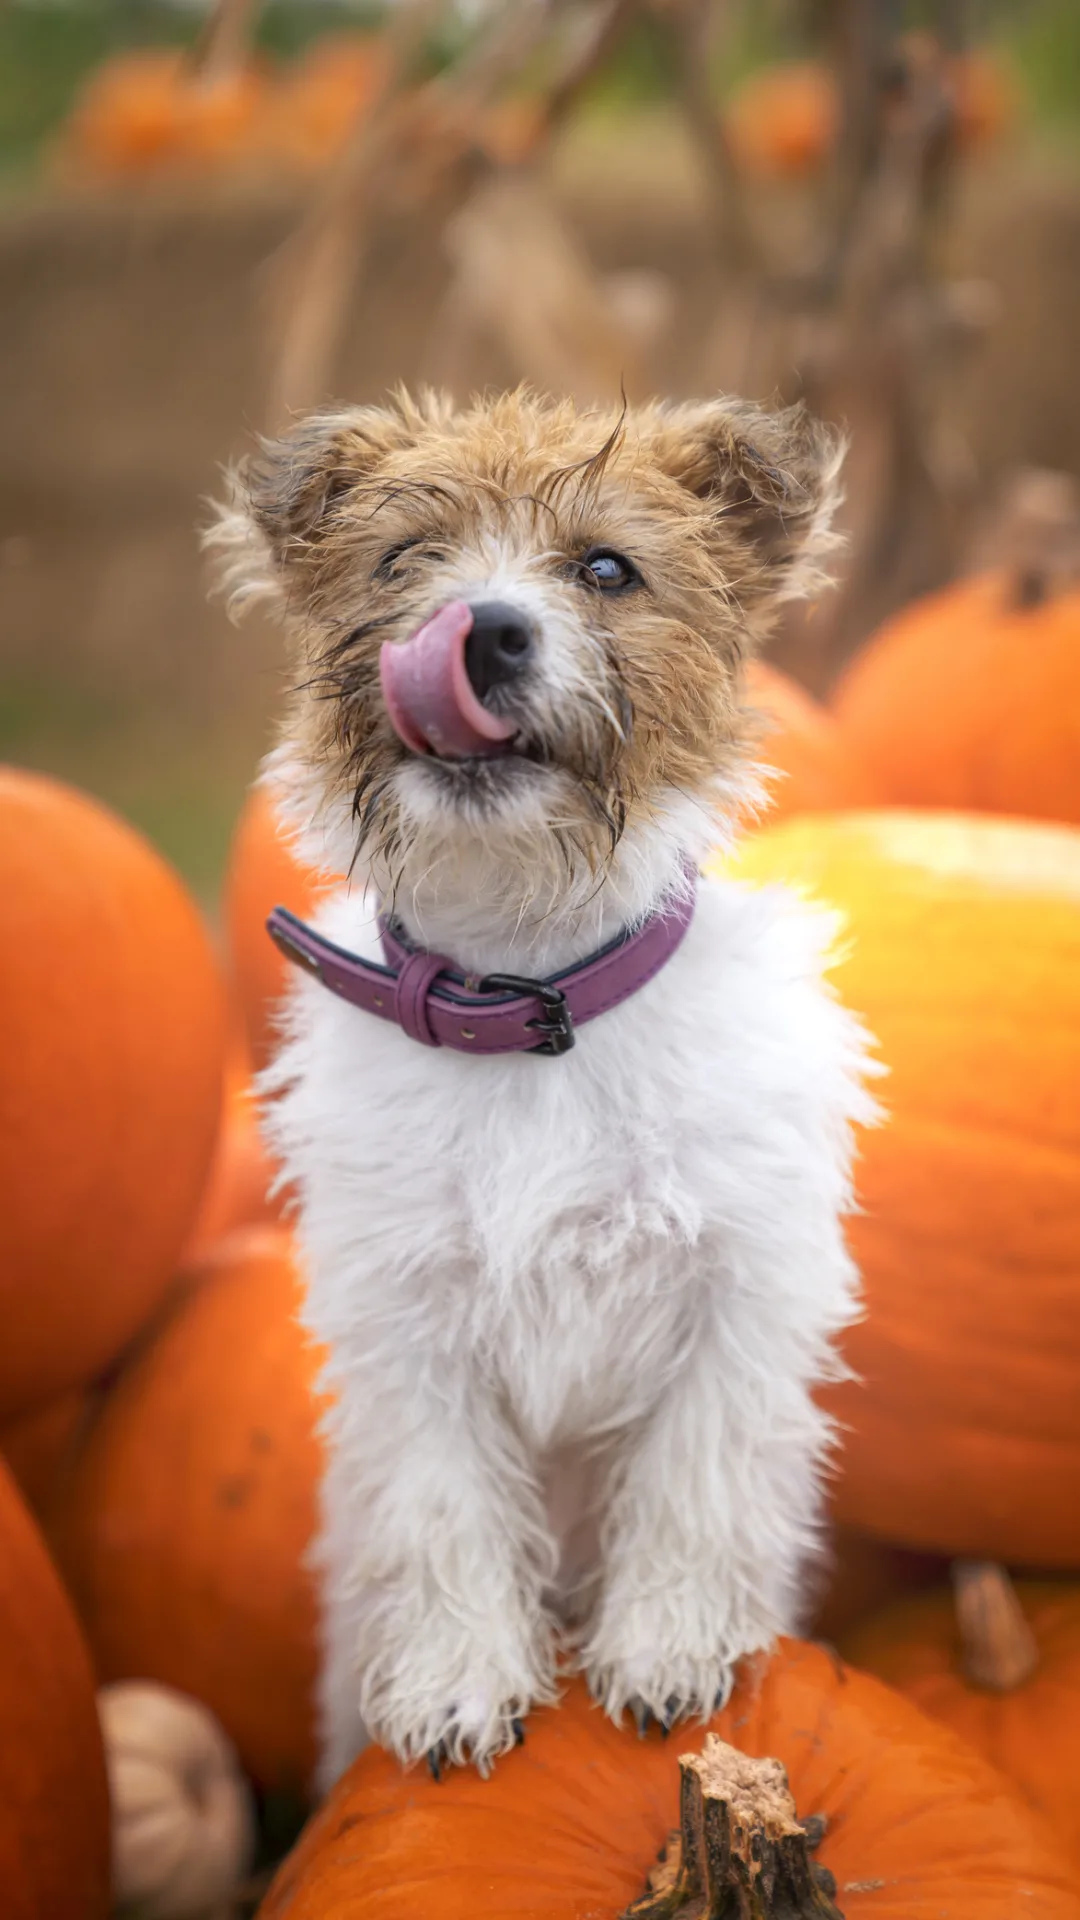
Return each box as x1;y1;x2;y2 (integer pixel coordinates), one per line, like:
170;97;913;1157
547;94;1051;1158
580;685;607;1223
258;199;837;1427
1002;0;1080;131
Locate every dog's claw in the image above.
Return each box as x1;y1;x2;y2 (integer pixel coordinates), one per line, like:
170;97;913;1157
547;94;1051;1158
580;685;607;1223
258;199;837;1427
630;1697;674;1738
629;1697;652;1738
511;1717;526;1747
629;1694;702;1738
427;1740;449;1782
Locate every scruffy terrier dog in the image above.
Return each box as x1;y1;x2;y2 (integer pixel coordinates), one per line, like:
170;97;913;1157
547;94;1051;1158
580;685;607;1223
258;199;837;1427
211;387;874;1790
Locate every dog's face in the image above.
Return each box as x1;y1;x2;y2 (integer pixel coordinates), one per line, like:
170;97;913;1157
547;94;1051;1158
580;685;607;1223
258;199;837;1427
214;389;840;878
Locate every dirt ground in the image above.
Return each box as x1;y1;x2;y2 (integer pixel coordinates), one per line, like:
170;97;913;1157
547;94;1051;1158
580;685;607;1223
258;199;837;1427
2;120;1079;902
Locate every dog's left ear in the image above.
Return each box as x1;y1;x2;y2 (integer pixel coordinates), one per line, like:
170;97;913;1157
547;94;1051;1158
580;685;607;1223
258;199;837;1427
205;399;425;617
648;396;844;619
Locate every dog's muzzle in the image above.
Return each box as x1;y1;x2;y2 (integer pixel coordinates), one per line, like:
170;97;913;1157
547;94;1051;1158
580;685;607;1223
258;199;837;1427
379;600;531;761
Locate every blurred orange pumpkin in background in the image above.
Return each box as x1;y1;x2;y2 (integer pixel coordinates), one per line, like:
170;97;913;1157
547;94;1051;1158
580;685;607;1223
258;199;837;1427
258;33;389;171
182;1032;284;1264
746;659;873;820
0;1391;88;1527
258;1643;1080;1920
0;1459;110;1920
845;1564;1080;1868
809;1524;944;1645
52;1228;323;1796
833;570;1080;826
951;47;1019;151
725;47;1014;180
726;61;836;178
0;769;226;1420
225;784;326;1072
59;48;267;176
725;810;1080;1568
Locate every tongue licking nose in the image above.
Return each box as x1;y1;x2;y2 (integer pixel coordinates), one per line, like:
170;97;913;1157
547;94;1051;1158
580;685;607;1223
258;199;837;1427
379;600;523;760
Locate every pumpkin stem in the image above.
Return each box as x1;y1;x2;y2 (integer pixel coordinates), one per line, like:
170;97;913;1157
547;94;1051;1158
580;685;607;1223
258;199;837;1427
980;468;1080;610
952;1561;1039;1692
623;1734;843;1919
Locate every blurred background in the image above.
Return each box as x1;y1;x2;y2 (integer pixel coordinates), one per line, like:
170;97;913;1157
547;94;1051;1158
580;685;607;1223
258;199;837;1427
1;0;1077;906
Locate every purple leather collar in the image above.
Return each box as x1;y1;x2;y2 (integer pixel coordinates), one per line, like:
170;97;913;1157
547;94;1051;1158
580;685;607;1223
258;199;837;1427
266;876;696;1058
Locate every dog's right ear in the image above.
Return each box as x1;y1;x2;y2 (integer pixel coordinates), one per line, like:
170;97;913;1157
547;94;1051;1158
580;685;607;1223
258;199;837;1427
204;403;418;617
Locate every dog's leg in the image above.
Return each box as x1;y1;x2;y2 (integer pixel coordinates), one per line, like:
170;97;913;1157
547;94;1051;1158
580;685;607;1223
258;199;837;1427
314;1358;558;1783
581;1280;833;1730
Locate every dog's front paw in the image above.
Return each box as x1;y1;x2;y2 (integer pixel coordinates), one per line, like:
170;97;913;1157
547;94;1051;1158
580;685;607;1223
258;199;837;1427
582;1624;746;1736
583;1577;780;1735
427;1714;526;1780
591;1659;732;1735
364;1634;551;1775
406;1695;526;1778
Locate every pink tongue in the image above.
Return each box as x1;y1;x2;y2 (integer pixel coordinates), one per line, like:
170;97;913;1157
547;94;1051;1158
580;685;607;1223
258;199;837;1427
379;601;518;760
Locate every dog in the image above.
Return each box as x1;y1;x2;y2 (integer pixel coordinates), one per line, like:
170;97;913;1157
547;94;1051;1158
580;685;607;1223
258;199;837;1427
209;386;875;1790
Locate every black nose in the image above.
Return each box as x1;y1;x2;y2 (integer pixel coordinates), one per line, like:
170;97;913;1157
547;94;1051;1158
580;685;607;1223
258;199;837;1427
464;601;535;703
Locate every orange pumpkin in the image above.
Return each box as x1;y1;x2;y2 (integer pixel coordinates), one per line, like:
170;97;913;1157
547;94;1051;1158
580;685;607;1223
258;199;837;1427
746;660;873;820
844;1563;1080;1869
52;1228;323;1796
224;785;326;1072
951;49;1018;151
259;33;389;170
0;1459;110;1920
182;1035;283;1264
0;769;226;1420
60;49;266;176
721;811;1080;1566
833;570;1080;826
257;1641;1079;1920
726;62;836;178
725;48;1013;181
0;1391;88;1526
809;1525;944;1645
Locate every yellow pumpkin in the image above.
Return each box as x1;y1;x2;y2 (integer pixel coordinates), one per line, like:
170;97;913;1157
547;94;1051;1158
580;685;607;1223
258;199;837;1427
717;810;1080;1566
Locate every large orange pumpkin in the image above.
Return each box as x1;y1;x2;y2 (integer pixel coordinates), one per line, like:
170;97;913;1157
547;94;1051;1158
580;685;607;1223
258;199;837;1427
845;1563;1080;1868
0;1459;111;1920
0;1390;88;1525
0;769;226;1419
833;569;1080;825
809;1524;944;1644
257;1641;1079;1920
746;660;872;821
224;785;326;1073
52;1227;323;1796
182;1035;283;1265
720;811;1080;1566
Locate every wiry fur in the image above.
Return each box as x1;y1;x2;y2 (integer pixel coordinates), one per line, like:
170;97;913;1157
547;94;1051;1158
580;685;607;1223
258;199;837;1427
207;386;873;1790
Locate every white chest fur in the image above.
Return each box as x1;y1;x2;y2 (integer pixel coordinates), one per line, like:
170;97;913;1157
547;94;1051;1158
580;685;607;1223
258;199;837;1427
267;873;869;1439
262;867;876;1785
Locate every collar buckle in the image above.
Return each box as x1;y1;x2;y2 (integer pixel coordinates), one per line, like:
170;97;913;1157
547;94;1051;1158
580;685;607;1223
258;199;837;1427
478;973;576;1056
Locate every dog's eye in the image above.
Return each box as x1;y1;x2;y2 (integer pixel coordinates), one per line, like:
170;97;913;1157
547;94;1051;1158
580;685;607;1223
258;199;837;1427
373;538;441;582
581;548;640;592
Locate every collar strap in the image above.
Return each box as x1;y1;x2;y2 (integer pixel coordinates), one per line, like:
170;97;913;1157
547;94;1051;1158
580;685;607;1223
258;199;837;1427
266;875;696;1059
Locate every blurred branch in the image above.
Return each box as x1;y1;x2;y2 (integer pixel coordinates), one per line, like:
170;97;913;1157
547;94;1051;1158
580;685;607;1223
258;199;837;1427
427;172;647;404
662;0;764;277
264;0;580;428
537;0;641;144
786;12;992;685
264;0;444;429
189;0;261;83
